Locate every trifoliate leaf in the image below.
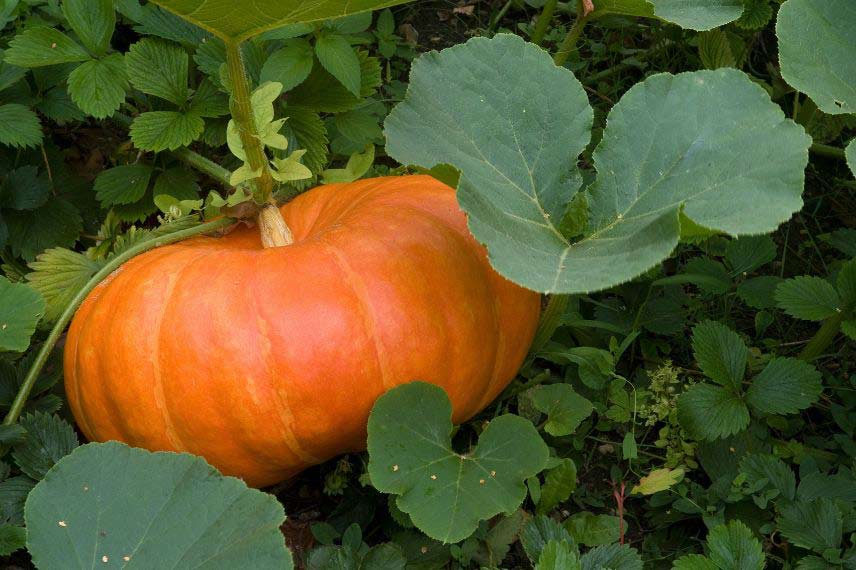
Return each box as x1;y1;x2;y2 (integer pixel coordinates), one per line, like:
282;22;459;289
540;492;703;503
26;248;104;323
11;413;78;480
260;39;314;92
649;0;744;30
564;512;620;547
130;110;204;151
737;276;783;310
775;276;841;321
537;459;577;514
536;540;580;570
0;525;26;556
631;467;684;495
739;454;796;501
386;36;808;294
746;357;822;415
25;441;294;570
148;0;412;41
66;54;128;119
0;277;44;352
1;166;50;210
315;32;360;97
734;0;772;30
521;516;574;565
706;521;764;570
125;37;189;105
678;384;749;441
0;103;42;148
778;498;843;552
288;50;380;112
692;321;748;391
530;384;593;437
4;199;82;260
367;382;549;543
581;544;643;570
725;235;776;276
62;0;115;56
94;164;154;207
777;0;855;115
4;28;89;67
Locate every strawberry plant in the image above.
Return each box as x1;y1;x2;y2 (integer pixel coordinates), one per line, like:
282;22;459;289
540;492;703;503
0;0;854;567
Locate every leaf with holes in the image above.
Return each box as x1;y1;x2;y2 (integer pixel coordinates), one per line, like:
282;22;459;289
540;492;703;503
24;441;294;569
776;0;856;115
151;0;414;41
367;382;548;543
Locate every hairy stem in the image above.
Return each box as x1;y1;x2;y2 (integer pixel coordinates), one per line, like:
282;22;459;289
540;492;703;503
225;40;275;203
553;9;590;66
810;143;847;161
799;311;846;361
531;0;558;46
3;218;235;428
531;294;571;354
171;147;232;186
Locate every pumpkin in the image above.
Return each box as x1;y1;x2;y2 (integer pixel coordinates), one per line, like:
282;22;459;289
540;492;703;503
64;175;541;487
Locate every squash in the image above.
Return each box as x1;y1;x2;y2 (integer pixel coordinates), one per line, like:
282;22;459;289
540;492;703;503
64;175;541;487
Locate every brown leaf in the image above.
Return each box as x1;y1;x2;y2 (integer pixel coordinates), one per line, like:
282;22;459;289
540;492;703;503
398;23;418;47
582;0;595;17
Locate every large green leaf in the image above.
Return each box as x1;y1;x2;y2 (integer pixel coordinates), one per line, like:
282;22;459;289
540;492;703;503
677;383;749;440
691;321;747;391
385;34;594;294
705;521;764;570
62;0;115;56
151;0;413;41
25;442;294;569
386;36;809;294
4;28;89;67
777;498;843;552
0;277;44;352
66;54;128;119
776;0;856;115
745;357;822;415
650;0;744;31
130;110;205;151
367;382;548;543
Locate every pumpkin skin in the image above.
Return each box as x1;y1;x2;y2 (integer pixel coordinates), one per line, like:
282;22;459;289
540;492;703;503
64;175;541;487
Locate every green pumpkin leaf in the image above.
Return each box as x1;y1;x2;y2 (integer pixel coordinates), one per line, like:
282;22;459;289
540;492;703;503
387;36;808;294
315;32;361;97
26;248;104;323
260;39;314;92
581;544;643;570
11;412;78;480
677;384;749;441
778;498;843;552
691;321;748;391
4;28;89;67
530;384;593;437
130;110;205;151
62;0;115;56
0;103;42;148
4;199;82;260
776;0;856;115
746;357;822;416
775;276;841;321
150;0;414;41
649;0;743;31
367;382;549;543
66;54;128;119
94;164;154;207
25;441;294;569
125;38;189;106
0;277;44;352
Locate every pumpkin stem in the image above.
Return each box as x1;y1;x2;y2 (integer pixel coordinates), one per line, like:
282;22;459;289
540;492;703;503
258;204;293;247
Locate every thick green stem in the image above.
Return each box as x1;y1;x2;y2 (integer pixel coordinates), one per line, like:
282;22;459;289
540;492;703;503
799;312;846;361
225;40;275;203
553;11;590;66
810;143;847;161
531;0;558;46
531;294;571;354
3;218;234;428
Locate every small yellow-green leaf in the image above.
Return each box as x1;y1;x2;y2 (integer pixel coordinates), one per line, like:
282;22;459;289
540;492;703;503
631;467;684;495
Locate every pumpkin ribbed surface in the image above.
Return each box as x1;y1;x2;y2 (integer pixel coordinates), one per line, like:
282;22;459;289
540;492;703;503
64;175;541;487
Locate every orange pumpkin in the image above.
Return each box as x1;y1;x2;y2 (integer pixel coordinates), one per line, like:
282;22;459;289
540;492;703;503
64;175;541;487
